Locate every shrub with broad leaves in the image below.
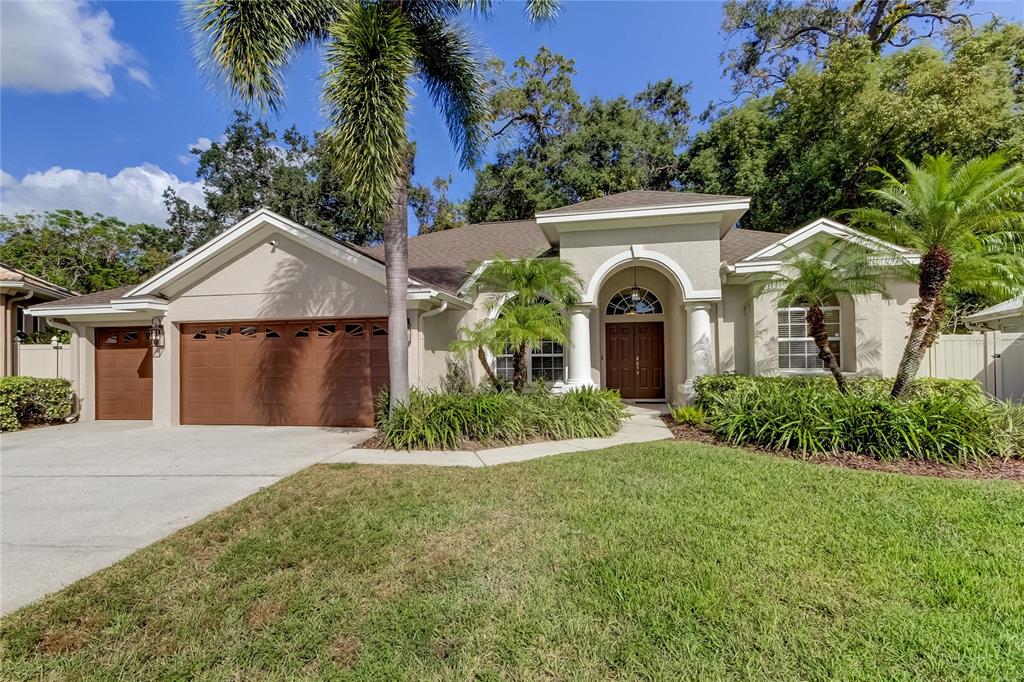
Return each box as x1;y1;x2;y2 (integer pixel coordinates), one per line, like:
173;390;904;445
0;377;74;432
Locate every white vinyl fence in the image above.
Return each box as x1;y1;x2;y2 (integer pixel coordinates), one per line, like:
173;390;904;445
15;343;73;380
922;332;1024;401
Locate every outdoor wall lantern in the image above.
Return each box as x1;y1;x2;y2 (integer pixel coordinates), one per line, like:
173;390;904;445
149;316;165;349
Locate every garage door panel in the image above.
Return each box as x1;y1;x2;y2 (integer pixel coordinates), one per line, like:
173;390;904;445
95;327;153;420
180;319;386;427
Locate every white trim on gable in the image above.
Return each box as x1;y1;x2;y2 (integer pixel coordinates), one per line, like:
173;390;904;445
127;208;418;299
738;217;918;264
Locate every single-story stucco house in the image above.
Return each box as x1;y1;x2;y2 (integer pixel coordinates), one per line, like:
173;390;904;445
965;296;1024;333
29;190;920;427
1;263;74;377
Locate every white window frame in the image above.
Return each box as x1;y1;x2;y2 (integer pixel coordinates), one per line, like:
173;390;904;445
777;305;841;373
492;298;566;385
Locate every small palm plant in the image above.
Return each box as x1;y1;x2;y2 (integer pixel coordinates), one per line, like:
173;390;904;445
451;257;582;392
753;240;889;393
846;153;1024;398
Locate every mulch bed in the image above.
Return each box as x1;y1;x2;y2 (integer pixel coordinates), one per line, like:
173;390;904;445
662;416;1024;483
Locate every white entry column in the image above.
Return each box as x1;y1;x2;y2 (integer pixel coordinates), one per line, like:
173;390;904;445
566;305;595;388
682;302;714;400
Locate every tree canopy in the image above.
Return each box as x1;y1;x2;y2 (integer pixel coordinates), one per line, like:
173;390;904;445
464;48;692;223
684;21;1024;233
0;210;176;293
721;0;977;96
164;111;366;250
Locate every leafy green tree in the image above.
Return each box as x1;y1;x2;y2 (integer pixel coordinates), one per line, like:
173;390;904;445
721;0;976;95
164;111;365;249
684;22;1024;233
188;0;558;408
409;175;466;233
465;48;691;222
0;210;176;293
847;152;1024;398
753;240;890;393
451;257;582;391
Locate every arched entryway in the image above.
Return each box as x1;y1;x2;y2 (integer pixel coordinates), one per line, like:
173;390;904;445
598;266;680;401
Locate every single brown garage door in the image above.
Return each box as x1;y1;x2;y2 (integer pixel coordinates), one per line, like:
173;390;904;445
180;319;388;427
95;327;153;420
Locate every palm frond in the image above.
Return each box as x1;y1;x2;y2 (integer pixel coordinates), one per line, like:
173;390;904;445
187;0;339;111
322;2;417;228
409;16;489;169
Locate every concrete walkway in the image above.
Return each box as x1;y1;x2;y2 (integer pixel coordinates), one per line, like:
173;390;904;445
328;403;672;467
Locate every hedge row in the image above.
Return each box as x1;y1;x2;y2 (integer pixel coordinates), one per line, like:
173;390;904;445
693;375;1021;465
377;387;630;450
0;377;74;432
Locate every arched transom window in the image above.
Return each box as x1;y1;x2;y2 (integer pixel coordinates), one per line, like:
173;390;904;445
606;288;663;315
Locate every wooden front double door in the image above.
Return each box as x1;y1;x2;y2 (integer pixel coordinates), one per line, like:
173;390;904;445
605;321;665;399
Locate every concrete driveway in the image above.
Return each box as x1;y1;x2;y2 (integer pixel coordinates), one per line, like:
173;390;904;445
0;420;371;614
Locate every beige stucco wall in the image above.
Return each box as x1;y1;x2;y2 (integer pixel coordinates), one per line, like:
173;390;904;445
558;217;723;303
166;233;388;323
729;276;918;377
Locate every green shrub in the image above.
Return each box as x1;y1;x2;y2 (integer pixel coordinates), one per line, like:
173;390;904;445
702;378;1004;465
671;404;707;427
376;386;629;450
0;377;74;432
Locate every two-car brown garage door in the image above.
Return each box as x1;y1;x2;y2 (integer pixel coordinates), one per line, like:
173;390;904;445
179;319;388;427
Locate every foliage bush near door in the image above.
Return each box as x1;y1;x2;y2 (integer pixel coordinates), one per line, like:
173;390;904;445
376;387;629;450
694;375;1021;465
0;377;74;432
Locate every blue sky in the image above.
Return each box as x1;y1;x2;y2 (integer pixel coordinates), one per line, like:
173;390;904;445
2;0;1021;227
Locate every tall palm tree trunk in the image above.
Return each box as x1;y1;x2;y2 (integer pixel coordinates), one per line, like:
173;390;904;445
806;306;847;394
512;343;528;392
385;152;411;409
890;246;953;398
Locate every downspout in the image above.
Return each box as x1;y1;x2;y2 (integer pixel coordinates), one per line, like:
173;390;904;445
45;317;81;423
3;290;33;375
416;301;448;385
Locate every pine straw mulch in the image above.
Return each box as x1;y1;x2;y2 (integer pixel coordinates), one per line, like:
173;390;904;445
662;416;1024;483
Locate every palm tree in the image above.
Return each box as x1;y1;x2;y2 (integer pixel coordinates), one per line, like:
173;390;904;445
451;256;582;391
753;240;890;393
188;0;560;408
847;153;1024;398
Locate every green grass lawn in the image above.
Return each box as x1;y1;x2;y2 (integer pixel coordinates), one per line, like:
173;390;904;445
3;441;1023;680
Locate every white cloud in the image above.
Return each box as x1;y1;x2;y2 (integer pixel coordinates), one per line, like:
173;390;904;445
178;137;214;165
0;164;205;225
0;0;149;97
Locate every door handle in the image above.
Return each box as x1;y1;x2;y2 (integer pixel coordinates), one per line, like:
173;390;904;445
635;356;639;373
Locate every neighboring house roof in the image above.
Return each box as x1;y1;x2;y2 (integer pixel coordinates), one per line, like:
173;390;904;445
31;285;143;312
965;296;1024;324
351;219;550;294
0;262;76;299
538;190;750;217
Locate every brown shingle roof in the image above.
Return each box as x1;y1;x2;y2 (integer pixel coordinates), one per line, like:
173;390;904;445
32;221;787;312
538;190;749;216
351;219;551;293
720;228;786;264
30;285;144;311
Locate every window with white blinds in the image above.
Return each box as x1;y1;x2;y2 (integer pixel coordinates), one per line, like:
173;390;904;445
777;307;841;370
